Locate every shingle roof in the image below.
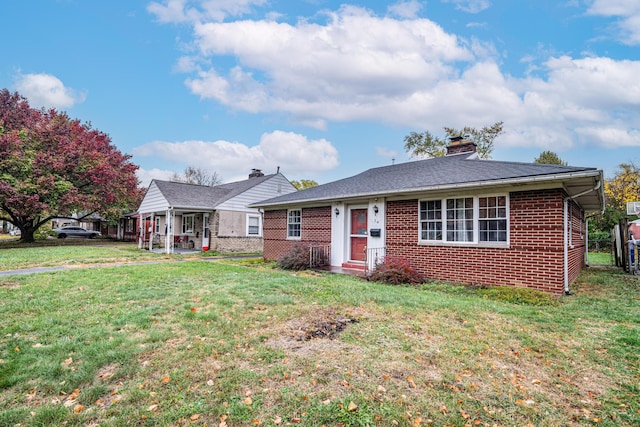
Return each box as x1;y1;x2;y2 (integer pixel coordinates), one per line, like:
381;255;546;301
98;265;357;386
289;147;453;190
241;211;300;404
253;154;602;207
154;174;275;209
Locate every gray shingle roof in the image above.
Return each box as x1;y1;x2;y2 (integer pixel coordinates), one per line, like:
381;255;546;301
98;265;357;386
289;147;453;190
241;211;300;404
154;174;275;209
254;154;601;207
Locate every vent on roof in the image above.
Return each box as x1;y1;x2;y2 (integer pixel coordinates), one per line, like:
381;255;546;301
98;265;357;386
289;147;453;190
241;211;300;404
249;168;265;178
446;136;477;156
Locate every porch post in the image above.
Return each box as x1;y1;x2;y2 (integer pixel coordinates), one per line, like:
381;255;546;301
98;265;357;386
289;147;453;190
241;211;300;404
149;213;154;252
165;209;174;254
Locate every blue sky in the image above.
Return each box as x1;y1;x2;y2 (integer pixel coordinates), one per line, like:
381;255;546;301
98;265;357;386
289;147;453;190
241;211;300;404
1;0;639;186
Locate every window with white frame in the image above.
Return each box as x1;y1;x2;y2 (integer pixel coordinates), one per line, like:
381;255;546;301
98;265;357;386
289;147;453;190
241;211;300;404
154;217;161;233
247;214;261;236
287;209;301;239
419;195;508;244
478;196;507;242
182;214;195;234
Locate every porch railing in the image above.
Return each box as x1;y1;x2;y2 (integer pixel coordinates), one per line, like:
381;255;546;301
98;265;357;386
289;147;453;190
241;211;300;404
309;244;331;268
364;246;386;274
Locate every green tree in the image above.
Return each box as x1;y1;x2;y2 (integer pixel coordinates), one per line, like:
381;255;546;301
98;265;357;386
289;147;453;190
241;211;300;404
290;179;318;190
170;165;222;186
0;89;141;243
534;150;568;165
404;121;504;160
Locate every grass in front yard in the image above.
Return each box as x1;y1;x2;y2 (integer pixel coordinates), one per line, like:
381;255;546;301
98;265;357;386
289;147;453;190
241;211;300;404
0;242;202;271
0;254;639;426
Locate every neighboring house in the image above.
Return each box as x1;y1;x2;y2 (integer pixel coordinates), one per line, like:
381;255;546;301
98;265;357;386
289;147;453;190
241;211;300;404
252;140;605;295
137;169;296;253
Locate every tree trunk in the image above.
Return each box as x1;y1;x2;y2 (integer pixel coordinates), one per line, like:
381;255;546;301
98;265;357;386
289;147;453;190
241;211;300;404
17;223;37;243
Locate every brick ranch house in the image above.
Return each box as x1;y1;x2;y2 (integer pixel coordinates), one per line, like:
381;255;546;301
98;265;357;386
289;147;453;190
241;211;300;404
252;140;605;295
137;169;296;253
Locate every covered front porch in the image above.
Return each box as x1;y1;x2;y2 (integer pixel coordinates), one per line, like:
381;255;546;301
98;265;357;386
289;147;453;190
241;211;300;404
137;209;213;254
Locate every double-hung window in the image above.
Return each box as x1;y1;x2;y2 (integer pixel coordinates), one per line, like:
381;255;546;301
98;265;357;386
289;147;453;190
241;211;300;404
154;217;161;233
287;209;301;239
478;196;507;242
247;215;261;236
420;195;508;245
182;214;195;234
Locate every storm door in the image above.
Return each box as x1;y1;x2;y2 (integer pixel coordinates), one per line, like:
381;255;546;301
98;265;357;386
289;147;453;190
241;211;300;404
349;208;368;262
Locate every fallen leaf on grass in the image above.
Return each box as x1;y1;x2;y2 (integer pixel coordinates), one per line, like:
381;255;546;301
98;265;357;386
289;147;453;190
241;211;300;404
348;401;358;412
407;376;417;389
190;414;200;421
161;375;170;383
148;404;158;412
273;415;282;424
74;404;85;413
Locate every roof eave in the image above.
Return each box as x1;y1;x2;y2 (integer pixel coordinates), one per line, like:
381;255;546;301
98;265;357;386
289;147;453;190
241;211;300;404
253;169;604;209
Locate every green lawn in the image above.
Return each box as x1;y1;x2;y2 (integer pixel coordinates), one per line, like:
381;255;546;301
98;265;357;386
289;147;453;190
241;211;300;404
0;246;638;426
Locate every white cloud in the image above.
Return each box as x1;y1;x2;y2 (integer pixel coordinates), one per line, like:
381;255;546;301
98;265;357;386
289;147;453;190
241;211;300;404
136;167;175;188
152;1;640;153
376;147;398;159
587;0;640;45
441;0;491;14
147;0;267;23
14;73;85;109
132;130;339;182
183;5;473;125
387;1;423;19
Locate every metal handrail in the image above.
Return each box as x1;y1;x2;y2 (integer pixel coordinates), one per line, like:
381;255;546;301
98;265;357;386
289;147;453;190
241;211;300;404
364;246;386;274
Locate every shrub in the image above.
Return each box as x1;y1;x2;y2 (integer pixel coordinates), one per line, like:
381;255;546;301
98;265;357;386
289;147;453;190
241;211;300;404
277;242;312;271
368;256;423;285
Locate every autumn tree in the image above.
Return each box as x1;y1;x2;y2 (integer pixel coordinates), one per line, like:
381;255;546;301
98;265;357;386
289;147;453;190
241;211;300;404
0;89;141;243
404;121;504;160
534;150;567;165
590;162;640;233
290;179;318;190
170;165;222;186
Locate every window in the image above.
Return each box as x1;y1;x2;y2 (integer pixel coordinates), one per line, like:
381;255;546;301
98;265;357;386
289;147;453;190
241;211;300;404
446;197;474;242
420;200;442;240
420;195;508;244
287;209;301;239
182;214;194;234
247;215;261;236
126;219;134;233
154;217;160;233
479;196;507;242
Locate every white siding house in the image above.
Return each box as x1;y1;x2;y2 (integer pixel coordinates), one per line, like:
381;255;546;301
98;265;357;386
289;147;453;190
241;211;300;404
137;170;296;253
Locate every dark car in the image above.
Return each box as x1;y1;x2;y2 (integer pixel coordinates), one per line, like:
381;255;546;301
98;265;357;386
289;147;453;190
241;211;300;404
53;226;101;239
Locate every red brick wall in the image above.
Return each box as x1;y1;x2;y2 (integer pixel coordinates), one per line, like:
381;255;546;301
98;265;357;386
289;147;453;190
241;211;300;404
386;189;583;294
263;206;332;261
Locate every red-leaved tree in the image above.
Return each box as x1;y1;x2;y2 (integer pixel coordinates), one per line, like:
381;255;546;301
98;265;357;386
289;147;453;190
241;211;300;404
0;89;142;242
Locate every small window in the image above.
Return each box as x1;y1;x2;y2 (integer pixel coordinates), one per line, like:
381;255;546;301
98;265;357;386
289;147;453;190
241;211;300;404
154;217;161;233
247;215;261;236
287;209;301;239
182;214;195;234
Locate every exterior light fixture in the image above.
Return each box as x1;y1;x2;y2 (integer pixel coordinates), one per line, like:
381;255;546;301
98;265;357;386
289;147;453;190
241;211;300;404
335;208;340;216
373;205;379;214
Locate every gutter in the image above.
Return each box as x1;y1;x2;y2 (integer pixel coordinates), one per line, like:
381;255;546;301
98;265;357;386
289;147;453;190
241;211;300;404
564;178;603;295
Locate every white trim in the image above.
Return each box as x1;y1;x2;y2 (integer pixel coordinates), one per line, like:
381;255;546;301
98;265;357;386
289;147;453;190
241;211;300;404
286;209;301;240
182;214;195;234
246;214;262;236
418;194;509;247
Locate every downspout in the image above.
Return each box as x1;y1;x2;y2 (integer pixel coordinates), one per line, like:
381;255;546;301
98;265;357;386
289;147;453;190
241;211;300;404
564;179;602;295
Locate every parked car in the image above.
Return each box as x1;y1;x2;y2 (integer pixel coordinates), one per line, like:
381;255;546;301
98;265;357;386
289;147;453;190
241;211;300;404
53;226;101;239
9;228;21;236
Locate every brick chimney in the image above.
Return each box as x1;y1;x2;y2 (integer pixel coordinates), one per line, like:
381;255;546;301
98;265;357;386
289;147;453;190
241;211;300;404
446;136;477;156
249;168;264;178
